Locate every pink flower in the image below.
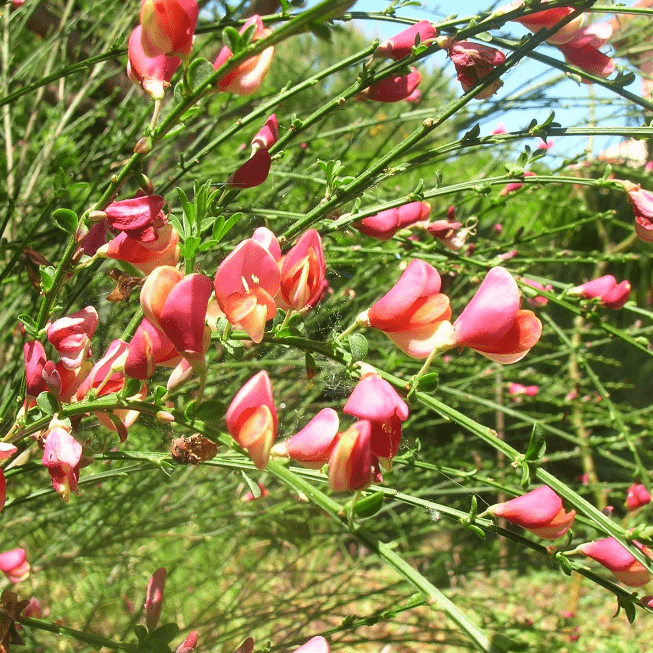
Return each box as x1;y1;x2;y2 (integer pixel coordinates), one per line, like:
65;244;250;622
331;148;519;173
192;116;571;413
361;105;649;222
375;21;437;60
103;195;168;244
293;637;330;653
508;3;586;45
328;421;374;492
279;230;326;311
487;486;576;539
500;170;537;196
626;483;651;510
46;307;98;370
42;424;83;501
623;181;653;243
449;41;506;99
508;382;539;397
214;233;281;343
140;266;213;367
343;373;408;467
359;259;453;359
0;549;30;583
569;275;631;309
558;23;615;80
251;114;279;152
491;122;507;135
99;224;181;274
176;631;199;653
145;568;166;631
213;15;274;96
22;597;41;618
125;318;180;380
272;409;339;468
0;470;5;513
226;371;277;469
578;538;653;587
404;88;422;104
76;340;147;440
139;0;198;59
355;201;431;240
127;26;181;100
453;267;542;364
24;340;52;401
360;68;422;102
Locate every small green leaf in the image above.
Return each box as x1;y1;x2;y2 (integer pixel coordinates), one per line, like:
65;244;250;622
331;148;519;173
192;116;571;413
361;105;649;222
133;625;147;645
519;461;531;488
153;385;167;406
188;58;215;92
305;352;317;379
151;623;180;644
36;391;59;415
348;333;368;362
524;422;546;461
416;373;439;393
241;470;260;497
40;265;56;293
150;639;172;653
214;213;242;242
120;376;143;399
463;123;480;140
222;26;243;55
623;599;637;624
18;314;39;338
475;31;493;42
353;491;384;518
194;400;226;421
309;20;333;41
180;235;201;259
52;208;78;233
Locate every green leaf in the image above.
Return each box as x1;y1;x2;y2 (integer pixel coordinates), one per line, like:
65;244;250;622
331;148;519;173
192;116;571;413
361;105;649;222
36;391;59;415
416;373;438;393
194;400;226;421
176;187;195;233
153;385;167;406
40;265;56;293
353;491;384;518
524;422;546;461
309;20;333;42
348;333;368;362
120;376;143;399
52;208;78;233
519;461;531;488
463;123;480;140
180;235;201;259
151;623;180;644
214;212;242;242
305;352;317;379
188;57;215;92
241;470;261;498
491;633;528;652
222;26;243;55
18;314;39;338
150;639;172;653
133;625;147;645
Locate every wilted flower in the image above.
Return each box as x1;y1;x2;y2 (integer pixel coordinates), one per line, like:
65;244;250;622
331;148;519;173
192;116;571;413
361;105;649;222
226;371;277;469
449;40;506;99
213;15;274;96
487;486;576;539
578;537;653;587
569;275;631;309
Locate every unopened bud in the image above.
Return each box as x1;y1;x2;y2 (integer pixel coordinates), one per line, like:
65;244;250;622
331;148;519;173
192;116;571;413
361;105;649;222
134;136;153;155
